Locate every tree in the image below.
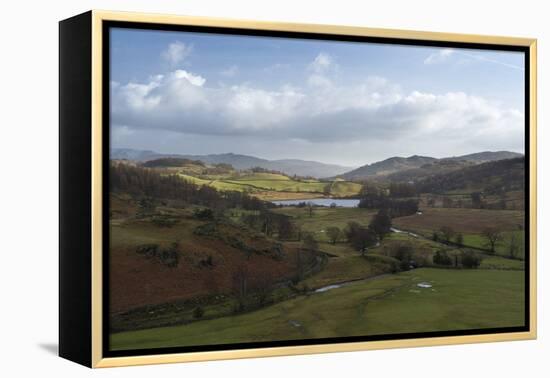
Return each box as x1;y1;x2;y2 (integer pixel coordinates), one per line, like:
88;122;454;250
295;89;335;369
232;265;249;312
302;232;318;251
391;243;414;271
471;192;483;209
350;227;378;255
442;197;453;208
507;233;521;259
294;250;306;282
193;306;204;319
439;226;455;244
326;226;341;244
433;249;453;266
277;217;294;240
461;250;481;268
344;221;362;242
251;271;275;306
369;210;392;241
307;202;314;217
482;227;503;254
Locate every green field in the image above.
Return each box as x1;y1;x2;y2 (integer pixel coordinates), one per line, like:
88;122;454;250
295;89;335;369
176;172;361;200
463;231;525;259
273;207;377;243
111;268;525;350
393;208;525;258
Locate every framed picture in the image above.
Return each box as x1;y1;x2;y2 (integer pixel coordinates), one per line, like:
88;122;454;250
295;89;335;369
59;10;537;368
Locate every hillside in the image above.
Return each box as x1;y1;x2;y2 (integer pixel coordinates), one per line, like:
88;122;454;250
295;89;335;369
337;155;436;181
337;151;523;181
416;157;525;194
443;151;523;163
386;159;474;183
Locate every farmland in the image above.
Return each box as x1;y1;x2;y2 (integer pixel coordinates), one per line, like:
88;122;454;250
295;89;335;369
108;155;527;351
393;208;525;258
175;172;362;201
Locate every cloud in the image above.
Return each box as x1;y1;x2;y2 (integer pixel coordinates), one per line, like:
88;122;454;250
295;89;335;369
308;52;334;73
307;52;338;88
162;41;193;66
220;65;239;77
111;53;523;151
424;48;455;64
172;70;206;86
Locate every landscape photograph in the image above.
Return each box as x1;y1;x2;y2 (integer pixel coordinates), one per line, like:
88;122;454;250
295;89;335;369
107;27;527;351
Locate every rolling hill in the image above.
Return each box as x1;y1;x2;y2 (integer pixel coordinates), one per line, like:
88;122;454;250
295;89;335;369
415;157;525;194
111;148;354;178
337;151;523;181
337;155;437;180
443;151;523;163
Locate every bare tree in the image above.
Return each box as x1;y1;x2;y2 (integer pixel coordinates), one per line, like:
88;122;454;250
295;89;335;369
351;227;377;256
252;270;275;306
482;227;503;254
302;232;318;251
326;226;341;244
232;265;249;311
307;202;314;218
440;226;455;244
295;250;304;282
507;233;521;259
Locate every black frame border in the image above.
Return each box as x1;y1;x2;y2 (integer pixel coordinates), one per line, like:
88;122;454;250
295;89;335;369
101;20;531;359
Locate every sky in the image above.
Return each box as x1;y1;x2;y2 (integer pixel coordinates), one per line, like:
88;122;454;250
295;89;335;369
110;27;525;167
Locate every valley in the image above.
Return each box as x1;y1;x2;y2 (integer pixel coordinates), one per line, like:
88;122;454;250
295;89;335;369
108;150;527;350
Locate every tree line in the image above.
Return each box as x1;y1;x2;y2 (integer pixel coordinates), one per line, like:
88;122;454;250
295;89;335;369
358;192;419;218
110;162;265;211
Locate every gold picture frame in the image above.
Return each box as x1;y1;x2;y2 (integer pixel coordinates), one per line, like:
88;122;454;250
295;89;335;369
59;9;537;368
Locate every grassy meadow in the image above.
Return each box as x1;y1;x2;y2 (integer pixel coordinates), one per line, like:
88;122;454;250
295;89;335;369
111;268;524;350
176;172;362;201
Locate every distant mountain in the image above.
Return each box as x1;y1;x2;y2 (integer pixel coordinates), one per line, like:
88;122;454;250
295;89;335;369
444;151;523;164
337;151;523;181
264;159;353;178
110;148;354;178
337;155;437;181
110;148;161;161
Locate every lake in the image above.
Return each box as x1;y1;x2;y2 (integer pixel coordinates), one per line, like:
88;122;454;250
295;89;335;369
271;198;360;208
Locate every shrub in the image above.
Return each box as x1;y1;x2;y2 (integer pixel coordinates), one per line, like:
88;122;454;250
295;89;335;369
198;255;215;268
136;243;180;267
433;249;453;266
159;249;179;268
461;250;481;269
192;306;204;319
193;207;214;220
136;244;159;258
193;223;218;236
151;216;179;228
302;232;318;251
